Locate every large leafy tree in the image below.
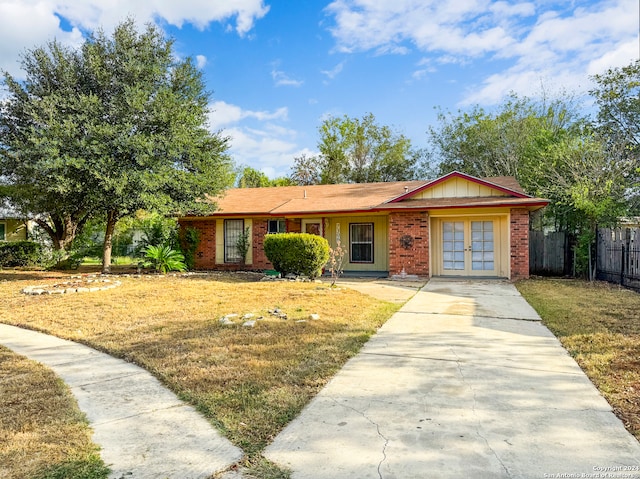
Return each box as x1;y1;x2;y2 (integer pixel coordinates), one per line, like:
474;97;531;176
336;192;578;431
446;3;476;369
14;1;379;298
0;40;97;251
427;95;583;186
590;59;640;157
590;59;640;213
0;19;234;271
290;113;419;185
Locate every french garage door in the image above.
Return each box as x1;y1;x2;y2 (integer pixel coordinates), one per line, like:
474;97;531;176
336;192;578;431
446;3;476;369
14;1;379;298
442;219;498;276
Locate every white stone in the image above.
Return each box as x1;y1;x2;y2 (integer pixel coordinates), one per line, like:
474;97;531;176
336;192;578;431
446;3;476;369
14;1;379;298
309;314;320;320
242;320;256;328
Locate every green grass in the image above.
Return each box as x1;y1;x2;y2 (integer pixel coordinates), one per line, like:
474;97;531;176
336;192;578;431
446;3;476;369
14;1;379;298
517;278;640;440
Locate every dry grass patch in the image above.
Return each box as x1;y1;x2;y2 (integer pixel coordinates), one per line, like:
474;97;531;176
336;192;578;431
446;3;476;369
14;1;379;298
516;278;640;440
0;270;398;458
0;346;109;479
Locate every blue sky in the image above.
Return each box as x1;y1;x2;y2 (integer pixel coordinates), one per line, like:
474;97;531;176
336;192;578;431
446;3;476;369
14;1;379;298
1;0;638;178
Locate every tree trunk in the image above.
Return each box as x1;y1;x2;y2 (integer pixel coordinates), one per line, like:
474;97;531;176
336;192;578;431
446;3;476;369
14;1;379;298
102;210;118;274
35;214;78;253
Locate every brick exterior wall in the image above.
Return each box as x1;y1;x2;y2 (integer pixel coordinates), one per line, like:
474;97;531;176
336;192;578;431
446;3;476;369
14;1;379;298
388;211;430;276
510;208;530;280
252;219;273;270
178;220;217;269
180;218;275;271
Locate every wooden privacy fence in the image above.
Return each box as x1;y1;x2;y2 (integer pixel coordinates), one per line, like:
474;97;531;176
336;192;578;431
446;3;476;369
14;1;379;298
596;227;640;290
529;230;567;276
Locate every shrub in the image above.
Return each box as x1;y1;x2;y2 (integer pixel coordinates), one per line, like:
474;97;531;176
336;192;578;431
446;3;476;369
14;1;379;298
0;241;43;267
328;240;346;287
179;226;201;270
142;245;186;274
236;227;251;265
263;233;330;279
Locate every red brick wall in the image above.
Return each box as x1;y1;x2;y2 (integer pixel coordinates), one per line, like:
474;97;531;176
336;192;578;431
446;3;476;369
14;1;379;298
178;220;217;270
252;219;273;270
180;218;276;271
388;211;430;276
510;209;530;280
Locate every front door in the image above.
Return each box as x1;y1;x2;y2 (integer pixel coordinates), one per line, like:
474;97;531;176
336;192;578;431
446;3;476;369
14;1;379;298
442;220;497;276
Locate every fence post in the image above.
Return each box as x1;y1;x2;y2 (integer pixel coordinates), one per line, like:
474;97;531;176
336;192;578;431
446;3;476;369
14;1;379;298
623;228;631;287
621;243;626;285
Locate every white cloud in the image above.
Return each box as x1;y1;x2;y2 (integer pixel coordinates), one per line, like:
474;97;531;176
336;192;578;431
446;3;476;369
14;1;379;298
52;0;269;34
325;0;639;105
271;69;304;87
0;1;83;76
325;0;524;57
208;101;288;129
195;54;207;69
321;61;345;80
223;126;302;177
0;0;268;78
207;101;304;177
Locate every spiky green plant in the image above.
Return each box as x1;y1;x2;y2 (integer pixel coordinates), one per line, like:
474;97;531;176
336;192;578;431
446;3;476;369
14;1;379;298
143;245;187;274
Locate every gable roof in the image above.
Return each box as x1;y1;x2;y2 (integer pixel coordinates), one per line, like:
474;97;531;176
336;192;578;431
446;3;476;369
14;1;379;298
189;172;547;218
386;171;527;203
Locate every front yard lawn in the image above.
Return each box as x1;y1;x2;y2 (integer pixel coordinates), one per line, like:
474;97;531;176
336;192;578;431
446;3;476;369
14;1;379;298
517;278;640;441
0;270;399;469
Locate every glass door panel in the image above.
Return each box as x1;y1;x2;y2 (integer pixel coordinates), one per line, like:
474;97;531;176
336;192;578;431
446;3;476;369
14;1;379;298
470;221;494;271
442;221;465;271
440;219;498;276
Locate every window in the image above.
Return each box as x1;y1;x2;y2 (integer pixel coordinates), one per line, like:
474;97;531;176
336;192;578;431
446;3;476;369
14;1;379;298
268;219;286;234
224;219;244;263
0;223;5;241
350;223;373;263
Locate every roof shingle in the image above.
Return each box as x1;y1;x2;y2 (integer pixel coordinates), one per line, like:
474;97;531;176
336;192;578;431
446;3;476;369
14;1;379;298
194;174;547;217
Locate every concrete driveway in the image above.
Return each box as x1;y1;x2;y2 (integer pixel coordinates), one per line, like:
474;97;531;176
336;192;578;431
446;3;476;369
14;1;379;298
265;278;640;479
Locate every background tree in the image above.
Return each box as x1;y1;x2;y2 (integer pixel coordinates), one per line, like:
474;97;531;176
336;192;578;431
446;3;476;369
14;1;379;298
427;94;583;184
590;59;640;213
297;113;418;184
236;166;294;187
237;166;272;188
289;153;322;185
0;19;234;272
590;59;640;157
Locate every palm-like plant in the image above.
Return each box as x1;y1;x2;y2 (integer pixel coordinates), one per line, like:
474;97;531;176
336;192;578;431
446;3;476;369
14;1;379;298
143;245;187;274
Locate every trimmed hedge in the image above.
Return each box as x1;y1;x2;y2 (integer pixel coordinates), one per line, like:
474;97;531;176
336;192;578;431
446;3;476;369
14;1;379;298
263;233;330;279
0;241;43;267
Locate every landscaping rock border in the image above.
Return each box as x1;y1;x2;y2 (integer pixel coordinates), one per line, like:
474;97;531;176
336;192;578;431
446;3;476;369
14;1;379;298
22;275;122;295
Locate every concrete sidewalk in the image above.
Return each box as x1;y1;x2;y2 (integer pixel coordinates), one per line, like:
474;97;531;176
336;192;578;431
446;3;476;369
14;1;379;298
265;278;640;479
0;324;242;479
